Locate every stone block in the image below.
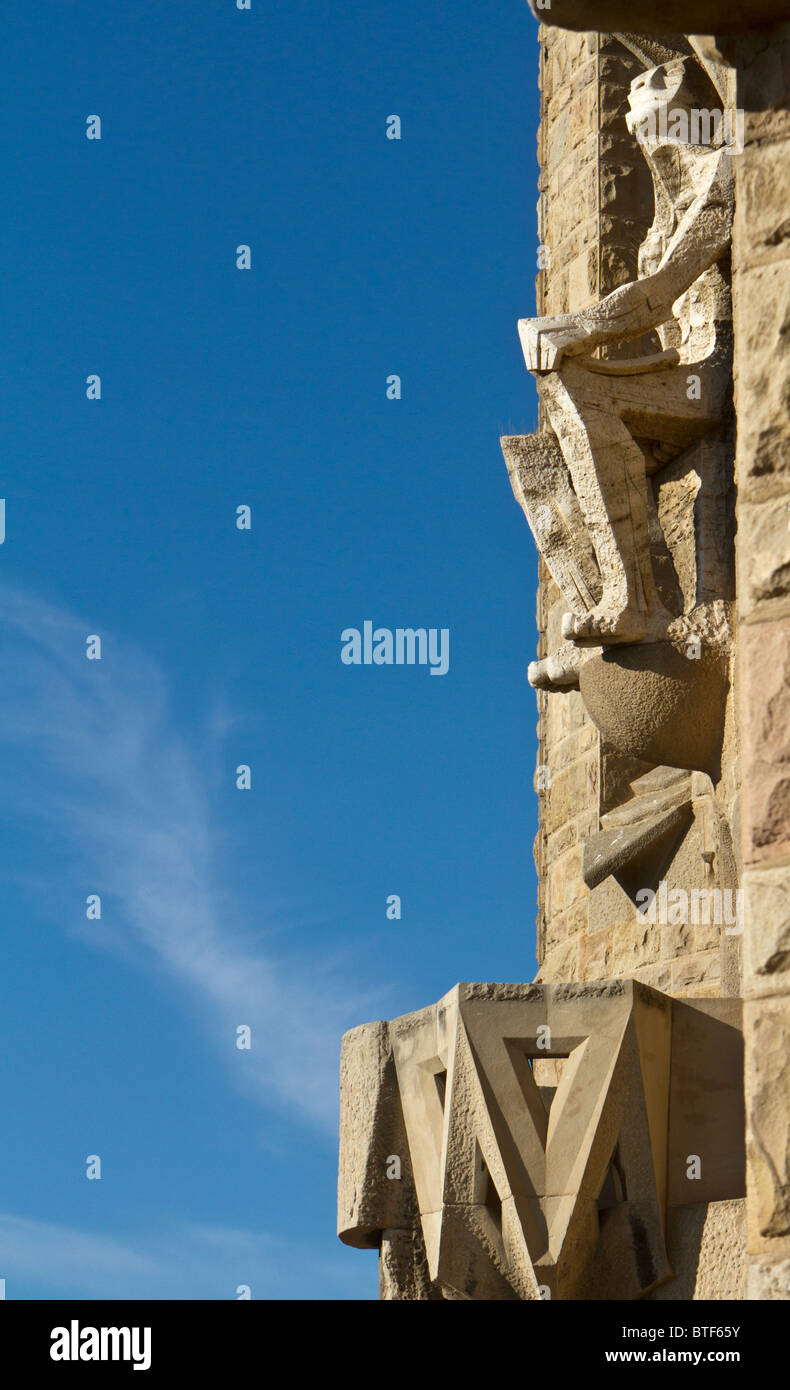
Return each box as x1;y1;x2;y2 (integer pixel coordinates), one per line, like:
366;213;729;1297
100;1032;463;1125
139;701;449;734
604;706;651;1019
746;1253;790;1299
671;951;721;995
744;865;790;998
738;497;790;622
744;998;790;1250
734;141;790;273
734;261;790;498
739;619;790;864
647;1199;745;1300
666;999;745;1207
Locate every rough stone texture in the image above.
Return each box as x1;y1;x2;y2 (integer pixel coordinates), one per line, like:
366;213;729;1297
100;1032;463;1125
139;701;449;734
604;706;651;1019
526;12;790;1305
744;999;790;1251
515;26;759;1304
339;982;744;1299
533;31;644;975
731;17;790;1300
579;643;728;776
746;1254;790;1300
337;1021;417;1251
740;620;790;865
647;1199;746;1299
379;1228;442;1301
527;29;740;1005
743;866;790;998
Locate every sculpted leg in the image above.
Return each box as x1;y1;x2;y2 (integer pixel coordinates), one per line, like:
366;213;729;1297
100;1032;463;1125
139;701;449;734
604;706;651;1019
538;366;662;642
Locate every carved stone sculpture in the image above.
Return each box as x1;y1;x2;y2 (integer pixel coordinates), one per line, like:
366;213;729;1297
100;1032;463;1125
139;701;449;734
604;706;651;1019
502;46;735;779
338;982;744;1300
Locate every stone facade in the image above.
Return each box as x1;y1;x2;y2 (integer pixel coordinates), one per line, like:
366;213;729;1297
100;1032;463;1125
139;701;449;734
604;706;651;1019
732;23;790;1300
529;29;740;1005
338;4;790;1301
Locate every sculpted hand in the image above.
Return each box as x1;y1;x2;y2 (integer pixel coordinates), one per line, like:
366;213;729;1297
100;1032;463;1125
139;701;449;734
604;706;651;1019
518;314;594;372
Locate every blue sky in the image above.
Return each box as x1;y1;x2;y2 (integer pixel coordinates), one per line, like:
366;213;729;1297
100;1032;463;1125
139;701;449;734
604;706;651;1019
0;0;541;1299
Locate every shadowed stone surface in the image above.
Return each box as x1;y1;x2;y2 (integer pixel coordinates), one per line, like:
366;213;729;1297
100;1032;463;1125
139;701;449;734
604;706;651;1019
579;641;728;775
527;1;789;35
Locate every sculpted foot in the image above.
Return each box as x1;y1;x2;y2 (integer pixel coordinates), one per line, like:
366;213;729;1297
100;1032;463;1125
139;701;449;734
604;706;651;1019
562;607;648;646
528;642;592;690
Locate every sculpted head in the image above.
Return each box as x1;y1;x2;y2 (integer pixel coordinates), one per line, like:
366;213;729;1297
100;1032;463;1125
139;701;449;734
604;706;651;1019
627;60;694;135
626;58;727;149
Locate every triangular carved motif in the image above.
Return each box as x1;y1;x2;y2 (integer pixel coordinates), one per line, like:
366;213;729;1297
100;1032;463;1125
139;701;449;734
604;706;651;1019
389;984;671;1299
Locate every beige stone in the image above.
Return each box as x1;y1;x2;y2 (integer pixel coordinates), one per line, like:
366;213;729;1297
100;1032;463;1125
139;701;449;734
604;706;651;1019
739;620;790;865
746;1254;790;1300
744;999;790;1249
744;866;790;998
339;983;745;1300
647;1200;745;1299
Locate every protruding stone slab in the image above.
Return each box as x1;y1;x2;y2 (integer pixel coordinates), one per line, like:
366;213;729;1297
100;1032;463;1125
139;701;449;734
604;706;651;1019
526;1;789;36
338;981;745;1299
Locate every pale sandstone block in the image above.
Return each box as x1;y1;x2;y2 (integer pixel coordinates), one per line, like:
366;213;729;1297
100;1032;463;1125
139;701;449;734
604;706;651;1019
744;998;790;1250
743;865;790;999
734;141;790;273
734;262;790;498
647;1199;745;1300
738;497;790;622
631;961;673;993
746;1253;790;1300
739;620;790;865
671;950;721;995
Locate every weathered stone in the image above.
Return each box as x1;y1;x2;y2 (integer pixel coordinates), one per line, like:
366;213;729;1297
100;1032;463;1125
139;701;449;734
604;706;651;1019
339;984;745;1299
733;261;790;498
744;866;790;997
739;620;790;864
734;141;790;273
647;1199;745;1299
744;999;790;1248
579;642;729;776
739;498;790;618
746;1254;790;1300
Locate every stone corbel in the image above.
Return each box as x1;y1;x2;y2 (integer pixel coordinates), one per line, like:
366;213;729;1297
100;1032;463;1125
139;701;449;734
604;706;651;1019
338;981;744;1300
526;2;787;37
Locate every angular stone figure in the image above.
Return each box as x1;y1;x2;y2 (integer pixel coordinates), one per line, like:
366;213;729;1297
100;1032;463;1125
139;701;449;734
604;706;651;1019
510;54;733;689
338;981;744;1300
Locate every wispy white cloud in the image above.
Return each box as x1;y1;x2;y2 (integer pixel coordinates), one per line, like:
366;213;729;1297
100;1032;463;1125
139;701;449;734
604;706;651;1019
0;1210;373;1299
0;586;382;1130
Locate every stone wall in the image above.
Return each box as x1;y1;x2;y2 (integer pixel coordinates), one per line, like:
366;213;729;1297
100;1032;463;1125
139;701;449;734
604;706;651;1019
529;23;746;1300
532;8;790;1302
534;26;739;1003
731;19;790;1303
533;28;598;971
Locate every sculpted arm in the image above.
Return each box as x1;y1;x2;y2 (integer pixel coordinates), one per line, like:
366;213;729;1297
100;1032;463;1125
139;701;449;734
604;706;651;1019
520;150;732;371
